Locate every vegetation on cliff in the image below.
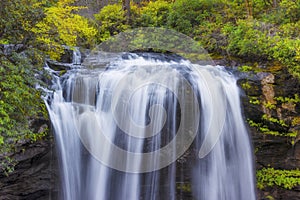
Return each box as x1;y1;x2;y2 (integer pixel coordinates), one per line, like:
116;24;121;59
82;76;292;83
0;0;96;174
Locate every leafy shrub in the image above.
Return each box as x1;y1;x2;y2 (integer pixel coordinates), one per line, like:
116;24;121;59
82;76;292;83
167;0;206;35
221;19;271;59
94;4;129;42
257;168;300;190
32;0;97;60
270;37;300;77
0;50;48;159
279;0;300;23
0;0;50;45
138;0;171;27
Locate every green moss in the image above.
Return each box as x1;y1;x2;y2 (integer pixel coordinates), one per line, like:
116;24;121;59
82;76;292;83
247;119;296;138
249;96;260;105
262;101;276;110
176;182;192;192
257;168;300;190
241;82;251;90
238;65;254;72
0;156;17;177
264;195;275;200
262;114;288;127
275;94;300;104
292;117;300;126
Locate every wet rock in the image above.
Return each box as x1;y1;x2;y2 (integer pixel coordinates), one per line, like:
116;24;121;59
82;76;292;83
257;185;300;200
238;64;300;200
253;131;300;169
0;124;59;200
46;46;83;71
45;59;73;71
0;44;25;55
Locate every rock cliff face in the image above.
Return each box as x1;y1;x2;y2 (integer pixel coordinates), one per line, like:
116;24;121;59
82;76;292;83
238;66;300;200
0;121;59;200
0;54;299;199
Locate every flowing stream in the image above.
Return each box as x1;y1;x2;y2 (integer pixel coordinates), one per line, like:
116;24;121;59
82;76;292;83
44;52;256;200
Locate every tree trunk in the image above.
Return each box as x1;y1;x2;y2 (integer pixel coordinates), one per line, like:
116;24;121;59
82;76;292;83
273;0;277;8
245;0;253;19
122;0;131;23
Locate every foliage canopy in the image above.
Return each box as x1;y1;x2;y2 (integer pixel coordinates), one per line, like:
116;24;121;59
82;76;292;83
32;0;97;59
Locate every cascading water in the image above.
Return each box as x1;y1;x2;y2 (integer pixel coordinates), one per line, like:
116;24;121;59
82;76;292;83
72;47;82;65
44;52;256;200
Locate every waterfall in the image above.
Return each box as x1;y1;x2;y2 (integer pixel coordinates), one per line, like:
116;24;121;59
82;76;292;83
44;53;256;200
72;47;81;65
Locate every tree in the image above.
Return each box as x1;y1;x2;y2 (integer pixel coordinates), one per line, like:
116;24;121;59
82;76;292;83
0;0;53;46
245;0;253;18
138;0;171;27
31;0;97;59
94;3;129;42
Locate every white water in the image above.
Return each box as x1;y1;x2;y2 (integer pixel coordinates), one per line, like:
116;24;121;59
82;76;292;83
72;47;82;65
45;53;256;200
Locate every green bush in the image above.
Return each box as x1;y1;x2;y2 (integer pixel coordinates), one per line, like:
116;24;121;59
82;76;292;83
138;0;171;27
0;0;50;45
221;19;271;59
94;4;130;42
0;51;48;170
270;37;300;77
32;0;97;60
167;0;207;35
257;168;300;190
279;0;300;23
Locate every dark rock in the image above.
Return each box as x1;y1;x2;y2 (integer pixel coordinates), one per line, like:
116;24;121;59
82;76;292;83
0;44;25;55
45;59;73;71
59;46;83;65
0;126;59;200
59;47;73;64
253;131;299;169
257;185;300;200
45;46;84;71
274;68;300;97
